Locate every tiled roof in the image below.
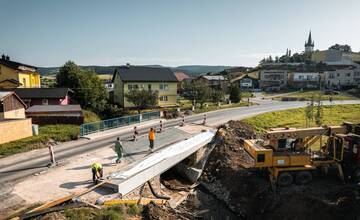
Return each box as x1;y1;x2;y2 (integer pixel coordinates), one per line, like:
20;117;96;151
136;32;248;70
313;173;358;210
174;72;190;82
11;88;73;99
0;58;37;71
26;104;82;113
112;65;178;82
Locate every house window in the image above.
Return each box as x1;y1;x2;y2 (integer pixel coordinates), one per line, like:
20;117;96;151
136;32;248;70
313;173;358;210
42;99;48;105
160;96;168;101
337;73;340;77
128;84;138;90
0;103;3;112
148;84;152;90
22;78;26;86
159;84;168;91
346;73;351;77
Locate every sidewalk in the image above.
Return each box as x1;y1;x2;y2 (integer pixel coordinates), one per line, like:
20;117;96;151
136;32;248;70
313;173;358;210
0;125;206;217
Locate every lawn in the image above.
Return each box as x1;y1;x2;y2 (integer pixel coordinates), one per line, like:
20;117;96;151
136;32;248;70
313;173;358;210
277;90;355;101
244;104;360;133
0;110;100;157
178;98;251;114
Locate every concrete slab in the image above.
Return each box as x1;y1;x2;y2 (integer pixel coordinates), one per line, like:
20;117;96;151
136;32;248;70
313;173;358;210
104;131;215;195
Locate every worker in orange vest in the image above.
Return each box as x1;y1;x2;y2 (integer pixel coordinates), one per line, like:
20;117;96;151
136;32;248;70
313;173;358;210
149;127;155;152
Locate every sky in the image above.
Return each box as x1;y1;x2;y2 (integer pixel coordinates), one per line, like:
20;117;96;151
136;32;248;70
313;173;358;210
1;0;360;67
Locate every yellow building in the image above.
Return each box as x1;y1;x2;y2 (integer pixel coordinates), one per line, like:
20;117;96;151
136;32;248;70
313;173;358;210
112;65;178;108
0;55;41;89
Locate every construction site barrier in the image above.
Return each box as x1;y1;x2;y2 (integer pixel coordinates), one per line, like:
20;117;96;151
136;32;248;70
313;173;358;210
80;111;160;136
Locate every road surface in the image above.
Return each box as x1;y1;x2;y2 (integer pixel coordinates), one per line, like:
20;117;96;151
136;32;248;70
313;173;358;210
0;100;359;185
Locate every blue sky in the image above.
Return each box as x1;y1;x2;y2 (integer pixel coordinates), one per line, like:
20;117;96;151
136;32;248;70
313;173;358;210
1;0;359;67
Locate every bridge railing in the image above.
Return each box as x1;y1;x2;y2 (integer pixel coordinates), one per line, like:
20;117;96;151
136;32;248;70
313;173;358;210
80;111;160;136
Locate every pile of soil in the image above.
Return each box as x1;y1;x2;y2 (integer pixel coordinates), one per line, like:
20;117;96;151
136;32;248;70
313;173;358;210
200;120;360;220
143;203;189;220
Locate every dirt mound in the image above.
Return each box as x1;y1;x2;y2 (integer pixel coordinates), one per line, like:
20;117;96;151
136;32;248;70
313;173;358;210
200;121;360;220
143;203;189;220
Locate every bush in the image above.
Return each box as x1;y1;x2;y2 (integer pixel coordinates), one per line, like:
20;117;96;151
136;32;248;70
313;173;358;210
83;109;101;123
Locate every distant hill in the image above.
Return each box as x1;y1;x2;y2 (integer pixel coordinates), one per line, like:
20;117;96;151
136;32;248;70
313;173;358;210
37;65;237;76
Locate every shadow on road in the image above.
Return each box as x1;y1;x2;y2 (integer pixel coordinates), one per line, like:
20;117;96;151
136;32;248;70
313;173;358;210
59;180;93;189
0;165;48;174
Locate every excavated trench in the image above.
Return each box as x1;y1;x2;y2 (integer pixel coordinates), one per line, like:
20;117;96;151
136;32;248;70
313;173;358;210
150;121;360;220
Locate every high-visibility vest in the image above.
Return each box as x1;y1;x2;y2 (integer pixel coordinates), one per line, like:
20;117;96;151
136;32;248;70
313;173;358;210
91;162;102;171
149;130;155;140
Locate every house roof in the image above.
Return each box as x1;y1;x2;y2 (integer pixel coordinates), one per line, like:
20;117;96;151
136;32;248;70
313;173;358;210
230;73;259;83
0;79;22;86
200;75;226;81
26;104;82;113
174;72;190;82
112;65;178;82
0;58;37;71
0;91;27;108
11;88;73;99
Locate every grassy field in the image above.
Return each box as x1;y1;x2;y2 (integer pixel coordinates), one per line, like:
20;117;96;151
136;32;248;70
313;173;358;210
178;98;251;114
0;110;100;157
244;104;360;133
277;90;355;101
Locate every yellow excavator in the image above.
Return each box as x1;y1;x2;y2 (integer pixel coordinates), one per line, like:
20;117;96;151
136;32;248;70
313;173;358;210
241;122;360;186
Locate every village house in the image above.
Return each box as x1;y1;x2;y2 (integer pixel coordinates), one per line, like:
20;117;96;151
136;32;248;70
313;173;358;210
196;75;229;91
174;72;190;93
112;65;178;108
230;72;259;91
0;55;41;89
288;72;321;89
0;91;33;144
0;91;27;119
259;69;288;91
10;88;73;107
324;65;360;89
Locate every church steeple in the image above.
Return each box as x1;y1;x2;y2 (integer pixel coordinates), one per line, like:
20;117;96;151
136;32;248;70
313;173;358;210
305;30;314;53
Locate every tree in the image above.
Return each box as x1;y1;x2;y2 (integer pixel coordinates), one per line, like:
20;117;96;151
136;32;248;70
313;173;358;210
329;44;352;52
125;89;158;113
182;81;211;108
229;85;241;103
305;96;315;127
56;61;108;114
211;89;225;104
315;95;323;126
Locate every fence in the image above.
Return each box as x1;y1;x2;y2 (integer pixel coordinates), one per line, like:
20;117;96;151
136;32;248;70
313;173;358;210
80;111;160;136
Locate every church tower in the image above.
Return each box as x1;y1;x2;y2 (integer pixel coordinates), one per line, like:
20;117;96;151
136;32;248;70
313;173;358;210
304;31;314;53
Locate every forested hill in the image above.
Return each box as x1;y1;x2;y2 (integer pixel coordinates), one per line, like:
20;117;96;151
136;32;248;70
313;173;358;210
37;65;237;76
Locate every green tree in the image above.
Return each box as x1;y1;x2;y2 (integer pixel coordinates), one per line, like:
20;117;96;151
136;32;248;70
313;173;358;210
56;61;108;114
183;81;211;108
211;89;225;104
305;96;315;127
229;85;241;103
315;95;323;126
125;89;158;113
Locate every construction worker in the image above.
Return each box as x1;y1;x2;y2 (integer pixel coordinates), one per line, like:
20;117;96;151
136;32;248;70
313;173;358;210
115;137;124;163
149;127;155;152
91;162;103;184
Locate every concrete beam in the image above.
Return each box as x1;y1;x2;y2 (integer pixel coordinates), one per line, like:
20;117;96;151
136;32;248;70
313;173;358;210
104;131;215;195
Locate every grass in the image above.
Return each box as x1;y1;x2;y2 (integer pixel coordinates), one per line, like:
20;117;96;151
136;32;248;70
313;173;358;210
277;90;355;101
0;124;79;157
244;104;360;133
178;98;252;114
64;204;143;220
0;110;101;157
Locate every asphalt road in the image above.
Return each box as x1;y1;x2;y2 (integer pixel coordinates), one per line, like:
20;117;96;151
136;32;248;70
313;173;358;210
0;100;359;185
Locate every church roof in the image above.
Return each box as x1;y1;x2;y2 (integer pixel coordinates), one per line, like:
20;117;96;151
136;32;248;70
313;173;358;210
305;31;314;47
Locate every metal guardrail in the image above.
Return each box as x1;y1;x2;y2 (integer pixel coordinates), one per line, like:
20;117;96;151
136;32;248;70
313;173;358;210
80;111;160;136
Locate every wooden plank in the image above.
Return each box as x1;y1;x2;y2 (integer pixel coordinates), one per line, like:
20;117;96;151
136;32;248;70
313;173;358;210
28;180;108;213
